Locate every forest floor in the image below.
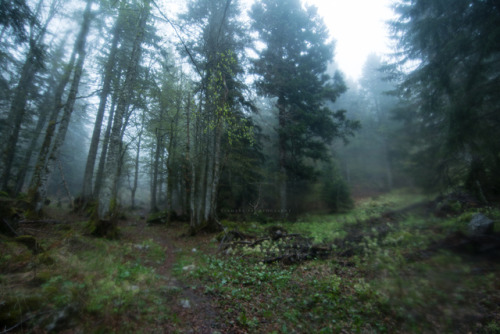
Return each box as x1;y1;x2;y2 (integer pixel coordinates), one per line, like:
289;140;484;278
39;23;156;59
1;189;500;333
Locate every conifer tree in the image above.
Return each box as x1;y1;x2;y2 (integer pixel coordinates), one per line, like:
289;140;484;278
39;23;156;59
250;0;357;214
391;0;500;194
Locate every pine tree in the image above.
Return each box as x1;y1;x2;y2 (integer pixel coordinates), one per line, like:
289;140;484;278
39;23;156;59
250;0;357;215
391;0;500;195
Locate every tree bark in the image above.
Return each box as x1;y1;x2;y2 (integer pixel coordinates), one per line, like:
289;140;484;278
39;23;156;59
278;95;288;218
28;34;80;200
94;98;116;197
184;93;193;220
27;0;93;214
1;46;39;191
131;112;145;209
81;7;123;203
150;128;162;213
14;90;52;195
0;0;57;192
98;0;150;219
166;95;182;221
207;121;222;229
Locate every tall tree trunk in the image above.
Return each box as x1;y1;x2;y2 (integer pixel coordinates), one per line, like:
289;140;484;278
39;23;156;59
158;150;165;205
207;121;222;230
98;1;150;219
28;33;80;198
1;46;39;191
166;96;181;221
150;129;162;213
94;98;116;197
81;8;123;203
27;0;93;214
278;95;288;218
191;106;204;232
0;0;57;192
184;93;193;220
202;136;213;222
13;34;68;195
14;90;52;195
166;136;174;219
185;95;198;230
131;112;144;209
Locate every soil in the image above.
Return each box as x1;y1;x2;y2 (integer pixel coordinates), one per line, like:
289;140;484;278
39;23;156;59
119;215;225;334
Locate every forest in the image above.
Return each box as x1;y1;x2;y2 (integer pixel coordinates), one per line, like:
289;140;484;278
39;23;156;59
0;0;499;332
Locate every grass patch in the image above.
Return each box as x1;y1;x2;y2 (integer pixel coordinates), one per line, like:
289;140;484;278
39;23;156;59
186;189;499;333
0;223;173;332
2;190;499;333
290;188;431;243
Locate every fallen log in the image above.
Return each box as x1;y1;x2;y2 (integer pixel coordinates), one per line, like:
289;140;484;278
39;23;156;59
19;219;65;225
220;228;333;264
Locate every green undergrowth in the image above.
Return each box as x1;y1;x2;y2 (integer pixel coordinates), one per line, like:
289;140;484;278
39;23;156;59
290;188;431;243
187;189;500;333
0;222;174;333
192;254;396;333
1;190;499;333
219;188;431;243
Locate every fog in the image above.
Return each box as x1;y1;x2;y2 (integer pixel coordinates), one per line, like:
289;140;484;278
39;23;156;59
1;0;500;332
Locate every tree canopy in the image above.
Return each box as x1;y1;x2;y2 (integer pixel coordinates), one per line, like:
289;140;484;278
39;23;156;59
250;0;358;213
391;0;500;194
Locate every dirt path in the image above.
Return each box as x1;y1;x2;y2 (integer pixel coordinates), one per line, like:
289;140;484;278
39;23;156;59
121;217;224;333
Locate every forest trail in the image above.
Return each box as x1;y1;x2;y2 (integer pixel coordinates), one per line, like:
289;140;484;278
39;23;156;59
120;215;223;334
1;192;499;333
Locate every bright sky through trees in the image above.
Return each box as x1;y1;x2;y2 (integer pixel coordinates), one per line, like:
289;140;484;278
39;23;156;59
304;0;394;79
165;0;394;80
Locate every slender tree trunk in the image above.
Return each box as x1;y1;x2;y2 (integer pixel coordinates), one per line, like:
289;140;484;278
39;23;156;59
166;137;174;219
149;145;154;208
202;136;213;222
278;95;288;218
1;45;40;191
81;10;123;202
159;148;166;206
184;94;194;221
14;91;52;195
192;107;204;232
185;95;198;229
26;120;56;213
0;0;57;192
131;113;144;209
94;99;115;197
207;121;222;230
28;35;79;198
150;129;162;213
166;96;182;220
12;31;69;195
27;0;93;214
98;1;150;219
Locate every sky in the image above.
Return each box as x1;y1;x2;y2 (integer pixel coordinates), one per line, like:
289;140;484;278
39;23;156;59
166;0;396;81
304;0;396;80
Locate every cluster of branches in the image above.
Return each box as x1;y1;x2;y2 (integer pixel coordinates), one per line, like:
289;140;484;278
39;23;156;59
0;0;359;236
388;0;500;197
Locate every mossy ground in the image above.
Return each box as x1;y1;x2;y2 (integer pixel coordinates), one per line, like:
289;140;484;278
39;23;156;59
1;189;499;333
0;220;171;332
191;189;500;333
